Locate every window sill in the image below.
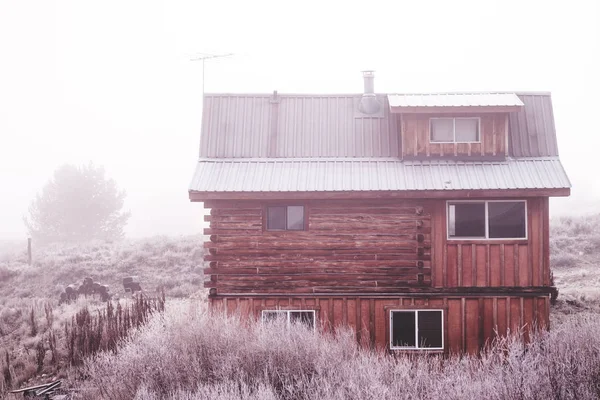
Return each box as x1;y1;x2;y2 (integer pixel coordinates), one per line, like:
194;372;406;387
446;239;528;245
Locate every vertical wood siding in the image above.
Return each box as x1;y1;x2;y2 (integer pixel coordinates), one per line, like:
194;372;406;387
211;295;550;354
434;197;549;288
401;113;508;159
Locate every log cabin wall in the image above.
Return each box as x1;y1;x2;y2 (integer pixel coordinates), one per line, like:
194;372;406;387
400;113;508;159
211;294;550;354
431;197;550;288
204;199;433;294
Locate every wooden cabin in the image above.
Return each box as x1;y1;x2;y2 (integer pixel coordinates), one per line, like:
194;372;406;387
188;72;571;354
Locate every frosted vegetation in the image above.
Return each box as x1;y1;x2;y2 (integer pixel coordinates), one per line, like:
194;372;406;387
0;214;599;399
86;301;600;400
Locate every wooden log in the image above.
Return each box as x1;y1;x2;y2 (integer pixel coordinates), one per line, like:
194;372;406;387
208;259;431;269
204;266;431;276
205;240;427;250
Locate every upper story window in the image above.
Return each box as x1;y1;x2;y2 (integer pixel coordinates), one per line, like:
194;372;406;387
266;205;305;231
447;200;527;240
430;117;480;143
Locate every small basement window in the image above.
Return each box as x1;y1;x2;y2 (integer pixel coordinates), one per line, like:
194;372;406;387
266;206;305;231
261;310;315;330
447;200;527;239
390;310;444;350
430;117;480;143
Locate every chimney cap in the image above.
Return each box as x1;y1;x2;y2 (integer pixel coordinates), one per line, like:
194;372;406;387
362;70;375;77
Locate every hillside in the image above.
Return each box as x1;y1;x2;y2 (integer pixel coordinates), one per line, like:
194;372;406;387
550;213;600;302
0;235;206;301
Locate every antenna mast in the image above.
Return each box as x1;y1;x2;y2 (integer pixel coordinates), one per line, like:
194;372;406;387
190;53;233;95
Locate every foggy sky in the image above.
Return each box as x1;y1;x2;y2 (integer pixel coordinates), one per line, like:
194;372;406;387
1;0;599;240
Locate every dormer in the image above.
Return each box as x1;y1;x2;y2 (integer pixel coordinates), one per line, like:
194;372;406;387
389;93;524;160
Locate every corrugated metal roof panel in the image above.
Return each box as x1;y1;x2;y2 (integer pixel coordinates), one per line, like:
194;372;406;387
189;157;571;193
199;94;399;158
387;93;524;108
508;94;559;157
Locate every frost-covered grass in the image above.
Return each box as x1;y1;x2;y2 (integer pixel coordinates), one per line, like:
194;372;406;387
0;236;205;394
82;301;600;400
550;214;600;302
0;235;205;301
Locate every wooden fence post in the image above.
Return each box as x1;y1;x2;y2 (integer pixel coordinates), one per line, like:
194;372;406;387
27;238;32;265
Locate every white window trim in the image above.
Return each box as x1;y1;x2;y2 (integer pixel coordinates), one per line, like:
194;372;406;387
261;309;316;331
446;200;528;241
429;117;481;144
389;309;444;351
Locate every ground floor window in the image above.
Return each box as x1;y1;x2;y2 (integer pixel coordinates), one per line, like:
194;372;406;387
261;310;315;330
390;310;444;350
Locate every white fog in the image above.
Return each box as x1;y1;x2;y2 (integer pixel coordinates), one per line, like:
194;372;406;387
1;0;599;241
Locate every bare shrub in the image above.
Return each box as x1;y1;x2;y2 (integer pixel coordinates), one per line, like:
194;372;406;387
83;304;600;400
65;294;165;366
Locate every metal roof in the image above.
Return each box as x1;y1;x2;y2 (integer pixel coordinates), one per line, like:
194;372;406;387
189;157;570;193
199;94;399;158
199;92;558;159
387;93;524;108
509;93;559;157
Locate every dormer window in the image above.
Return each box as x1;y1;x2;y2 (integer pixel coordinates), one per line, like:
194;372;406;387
430;117;480;143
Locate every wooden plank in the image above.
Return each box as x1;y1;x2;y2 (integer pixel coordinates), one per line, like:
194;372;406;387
208;260;431;269
461;244;473;287
476;245;487;286
518;245;529;286
483;298;494;347
447;299;462;354
542;197;550;285
457;244;463;286
465;299;480;355
497;297;507;336
446;245;458;287
490;245;501;287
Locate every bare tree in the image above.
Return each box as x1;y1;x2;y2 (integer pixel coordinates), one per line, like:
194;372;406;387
24;163;130;243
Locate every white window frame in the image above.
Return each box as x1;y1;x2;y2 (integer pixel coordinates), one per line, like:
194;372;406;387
446;200;528;240
389;309;444;351
429;117;481;143
261;309;316;331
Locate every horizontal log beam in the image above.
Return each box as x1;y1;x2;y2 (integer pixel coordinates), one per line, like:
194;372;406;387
208;286;558;296
204;267;431;276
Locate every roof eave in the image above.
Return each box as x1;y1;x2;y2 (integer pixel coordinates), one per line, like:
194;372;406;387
189;188;571;202
389;105;523;114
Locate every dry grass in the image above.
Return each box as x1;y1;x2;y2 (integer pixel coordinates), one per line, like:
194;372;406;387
550;213;600;303
0;236;205;395
81;301;600;400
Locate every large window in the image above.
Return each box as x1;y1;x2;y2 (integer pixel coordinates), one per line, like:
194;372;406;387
447;201;527;239
261;310;315;330
266;206;305;231
430;117;480;143
390;310;444;350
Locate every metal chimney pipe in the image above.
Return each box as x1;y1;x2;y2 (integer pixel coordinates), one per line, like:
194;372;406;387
362;70;375;94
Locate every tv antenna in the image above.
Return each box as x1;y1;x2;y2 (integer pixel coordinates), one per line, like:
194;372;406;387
190;53;233;94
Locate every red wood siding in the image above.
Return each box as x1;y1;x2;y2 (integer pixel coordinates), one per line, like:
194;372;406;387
434;197;550;288
211;295;549;354
205;200;433;294
400;113;508;159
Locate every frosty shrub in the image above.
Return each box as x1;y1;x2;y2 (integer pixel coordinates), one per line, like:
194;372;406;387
85;302;600;400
